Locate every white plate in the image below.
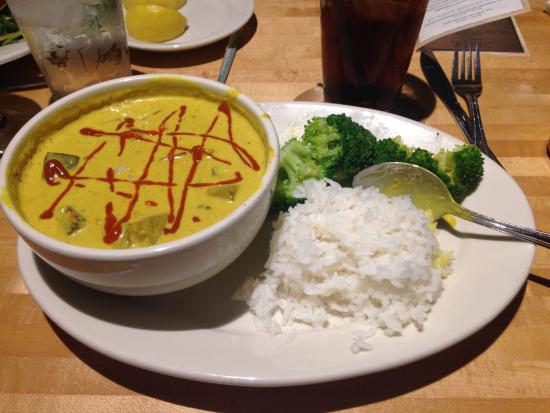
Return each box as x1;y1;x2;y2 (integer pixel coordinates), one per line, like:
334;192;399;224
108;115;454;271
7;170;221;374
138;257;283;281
17;102;535;387
0;39;30;65
126;0;254;52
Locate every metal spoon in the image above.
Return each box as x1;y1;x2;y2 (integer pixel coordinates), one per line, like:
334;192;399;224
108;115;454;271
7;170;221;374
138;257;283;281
352;162;550;248
217;30;240;84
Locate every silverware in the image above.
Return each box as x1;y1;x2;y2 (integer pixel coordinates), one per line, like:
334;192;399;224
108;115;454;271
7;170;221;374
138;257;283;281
451;44;503;167
217;31;241;84
420;49;472;144
354;162;550;248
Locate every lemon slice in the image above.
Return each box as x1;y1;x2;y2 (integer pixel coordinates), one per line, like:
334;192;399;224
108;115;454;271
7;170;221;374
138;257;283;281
123;0;186;9
126;5;188;43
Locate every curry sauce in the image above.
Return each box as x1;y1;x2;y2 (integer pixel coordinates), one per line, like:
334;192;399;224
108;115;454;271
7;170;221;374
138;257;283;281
10;78;270;249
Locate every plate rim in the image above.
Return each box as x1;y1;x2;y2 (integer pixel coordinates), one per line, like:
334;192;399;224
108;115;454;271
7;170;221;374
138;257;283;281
0;39;30;65
126;0;254;52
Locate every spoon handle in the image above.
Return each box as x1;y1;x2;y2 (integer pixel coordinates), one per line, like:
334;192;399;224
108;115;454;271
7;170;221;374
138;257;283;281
467;209;550;248
217;31;241;84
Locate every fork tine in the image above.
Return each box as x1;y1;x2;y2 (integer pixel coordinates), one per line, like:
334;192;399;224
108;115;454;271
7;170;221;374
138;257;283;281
474;43;481;82
452;44;459;81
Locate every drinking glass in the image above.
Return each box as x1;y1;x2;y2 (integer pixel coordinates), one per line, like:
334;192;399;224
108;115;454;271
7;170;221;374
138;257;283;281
320;0;428;111
6;0;131;100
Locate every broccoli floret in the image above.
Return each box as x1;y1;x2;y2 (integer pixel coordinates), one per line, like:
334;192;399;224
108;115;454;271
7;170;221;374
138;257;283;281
326;113;377;179
301;117;343;176
271;138;327;211
435;144;484;201
271;114;484;212
451;144;484;187
407;147;452;187
373;137;408;164
407;147;441;175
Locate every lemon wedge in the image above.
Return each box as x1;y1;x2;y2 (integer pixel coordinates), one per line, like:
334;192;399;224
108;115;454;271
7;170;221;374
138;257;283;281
126;5;187;42
123;0;186;9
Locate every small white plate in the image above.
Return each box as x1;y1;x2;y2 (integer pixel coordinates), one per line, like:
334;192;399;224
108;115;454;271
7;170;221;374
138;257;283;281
17;102;535;387
0;39;30;65
126;0;254;52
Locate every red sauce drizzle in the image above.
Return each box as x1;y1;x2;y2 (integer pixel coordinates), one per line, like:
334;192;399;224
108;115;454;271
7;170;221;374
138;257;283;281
40;142;106;219
41;102;260;244
106;168;115;192
166;135;178;222
104;202;121;244
43;159;71;186
217;102;260;171
116;192;133;199
81;127;159;156
174;105;186;132
117;118;134;130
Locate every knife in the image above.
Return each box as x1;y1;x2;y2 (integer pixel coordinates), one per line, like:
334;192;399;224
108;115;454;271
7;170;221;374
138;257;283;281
420;49;502;166
420;49;473;143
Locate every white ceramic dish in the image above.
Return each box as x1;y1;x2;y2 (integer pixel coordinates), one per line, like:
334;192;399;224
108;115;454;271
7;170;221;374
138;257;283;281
0;74;279;296
126;0;254;52
17;101;536;387
0;39;29;65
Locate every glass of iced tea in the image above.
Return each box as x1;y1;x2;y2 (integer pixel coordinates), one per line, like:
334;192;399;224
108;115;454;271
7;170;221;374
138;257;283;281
320;0;428;111
6;0;131;100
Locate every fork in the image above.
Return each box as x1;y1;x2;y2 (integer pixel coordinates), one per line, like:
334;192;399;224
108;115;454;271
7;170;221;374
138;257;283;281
452;44;503;167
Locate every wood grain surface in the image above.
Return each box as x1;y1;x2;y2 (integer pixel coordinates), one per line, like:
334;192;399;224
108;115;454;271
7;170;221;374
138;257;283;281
0;1;549;412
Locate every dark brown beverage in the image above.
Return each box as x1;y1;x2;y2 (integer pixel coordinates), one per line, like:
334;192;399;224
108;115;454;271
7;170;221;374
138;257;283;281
321;0;428;110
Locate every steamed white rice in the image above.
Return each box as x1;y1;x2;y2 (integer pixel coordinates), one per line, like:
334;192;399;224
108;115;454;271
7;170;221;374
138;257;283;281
237;179;453;353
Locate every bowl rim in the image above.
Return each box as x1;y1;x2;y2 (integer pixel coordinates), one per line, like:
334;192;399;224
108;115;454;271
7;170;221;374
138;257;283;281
0;73;280;261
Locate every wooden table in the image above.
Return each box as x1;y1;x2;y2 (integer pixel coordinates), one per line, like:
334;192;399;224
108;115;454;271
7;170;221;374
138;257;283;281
1;1;549;412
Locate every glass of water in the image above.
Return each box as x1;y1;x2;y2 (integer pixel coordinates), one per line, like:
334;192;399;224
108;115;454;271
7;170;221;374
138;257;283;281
6;0;131;100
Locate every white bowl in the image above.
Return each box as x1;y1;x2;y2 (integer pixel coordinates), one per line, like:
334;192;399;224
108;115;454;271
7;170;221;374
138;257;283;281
0;74;279;296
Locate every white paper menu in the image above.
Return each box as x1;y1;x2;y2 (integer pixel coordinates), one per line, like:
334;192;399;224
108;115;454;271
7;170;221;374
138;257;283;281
417;0;530;48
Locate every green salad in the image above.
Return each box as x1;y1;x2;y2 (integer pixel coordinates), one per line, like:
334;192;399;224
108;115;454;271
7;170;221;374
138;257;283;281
0;2;22;46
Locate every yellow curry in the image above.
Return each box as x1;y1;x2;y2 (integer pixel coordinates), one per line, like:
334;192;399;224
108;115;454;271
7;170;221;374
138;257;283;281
7;78;271;249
